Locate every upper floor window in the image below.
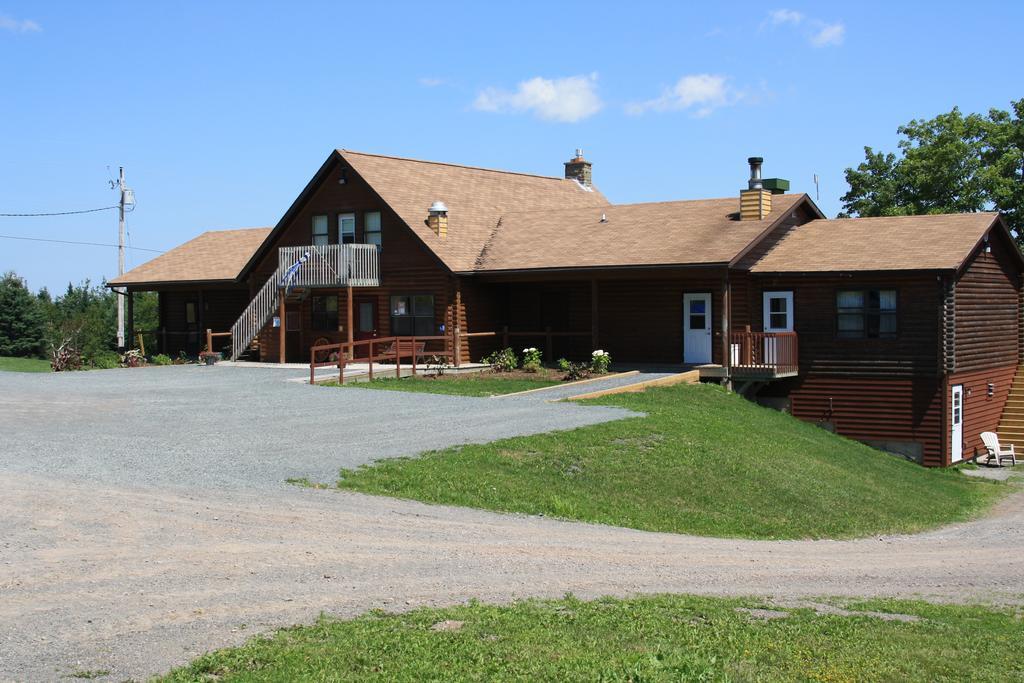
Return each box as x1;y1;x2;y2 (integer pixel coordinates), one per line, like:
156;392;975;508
339;213;356;244
312;215;329;246
837;289;897;339
365;211;382;248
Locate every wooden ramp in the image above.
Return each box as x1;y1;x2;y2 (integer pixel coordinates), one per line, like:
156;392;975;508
566;370;700;401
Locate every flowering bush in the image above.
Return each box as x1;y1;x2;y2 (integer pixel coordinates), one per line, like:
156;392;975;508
120;348;146;368
591;349;611;374
521;347;542;373
483;347;517;372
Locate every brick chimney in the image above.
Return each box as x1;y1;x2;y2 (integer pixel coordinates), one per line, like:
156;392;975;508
427;200;448;238
564;148;592;188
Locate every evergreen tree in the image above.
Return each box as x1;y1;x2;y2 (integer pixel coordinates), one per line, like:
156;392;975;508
0;271;47;358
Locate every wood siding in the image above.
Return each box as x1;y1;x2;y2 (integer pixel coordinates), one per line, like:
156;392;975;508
953;232;1021;373
788;374;944;466
749;273;942;377
948;364;1017;464
157;286;249;356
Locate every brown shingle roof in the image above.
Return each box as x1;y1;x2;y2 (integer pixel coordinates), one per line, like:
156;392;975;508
473;194;807;272
108;227;271;286
340;150;611;272
750;213;1001;273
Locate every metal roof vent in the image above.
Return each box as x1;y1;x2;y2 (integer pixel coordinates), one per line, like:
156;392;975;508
429;200;448;214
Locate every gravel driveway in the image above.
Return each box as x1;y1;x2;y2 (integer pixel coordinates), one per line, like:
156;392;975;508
1;366;1022;681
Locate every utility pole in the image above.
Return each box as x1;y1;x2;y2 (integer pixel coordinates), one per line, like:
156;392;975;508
116;167;126;350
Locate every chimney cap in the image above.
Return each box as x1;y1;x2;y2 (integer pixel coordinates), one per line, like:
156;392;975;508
429;200;448;214
747;156;763;165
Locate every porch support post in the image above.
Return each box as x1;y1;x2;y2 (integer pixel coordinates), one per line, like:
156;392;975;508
590;279;599;350
346;284;354;361
278;289;286;364
454;279;463;367
720;274;730;371
126;289;134;350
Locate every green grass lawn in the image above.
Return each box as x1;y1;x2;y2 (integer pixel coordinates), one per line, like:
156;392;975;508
336;383;1008;539
324;369;562;397
0;356;50;373
161;594;1024;682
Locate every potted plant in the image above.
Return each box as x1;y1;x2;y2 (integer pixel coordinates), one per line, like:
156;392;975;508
199;350;221;366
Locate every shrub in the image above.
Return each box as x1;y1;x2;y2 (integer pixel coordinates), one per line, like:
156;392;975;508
483;347;517;372
521;347;542;373
89;351;121;369
150;353;172;366
591;349;611;374
557;358;571;372
120;349;145;368
562;361;592;382
50;338;82;372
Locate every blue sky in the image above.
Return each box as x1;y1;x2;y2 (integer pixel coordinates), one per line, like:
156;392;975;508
1;1;1021;293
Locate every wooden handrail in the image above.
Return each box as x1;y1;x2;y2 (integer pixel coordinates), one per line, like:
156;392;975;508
309;335;455;384
729;330;798;375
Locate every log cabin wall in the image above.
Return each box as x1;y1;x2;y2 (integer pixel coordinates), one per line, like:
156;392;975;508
157;286;250;356
946;230;1022;463
251;160;454;362
749;271;945;464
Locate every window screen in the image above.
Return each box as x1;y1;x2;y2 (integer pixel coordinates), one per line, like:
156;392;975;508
837;289;896;338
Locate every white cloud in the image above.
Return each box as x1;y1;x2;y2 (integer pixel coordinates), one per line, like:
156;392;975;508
0;14;41;33
626;74;740;118
472;73;602;123
766;8;803;26
763;9;844;47
810;22;845;47
418;77;444;87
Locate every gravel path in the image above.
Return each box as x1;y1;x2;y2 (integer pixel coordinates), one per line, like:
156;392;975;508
1;367;1022;681
0;365;635;490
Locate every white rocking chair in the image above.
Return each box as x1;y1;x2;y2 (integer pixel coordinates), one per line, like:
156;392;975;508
980;432;1017;467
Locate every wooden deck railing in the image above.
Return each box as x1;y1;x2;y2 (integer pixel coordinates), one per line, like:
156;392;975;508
729;329;798;376
309;335;455;384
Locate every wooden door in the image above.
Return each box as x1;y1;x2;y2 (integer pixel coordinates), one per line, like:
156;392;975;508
353;296;378;358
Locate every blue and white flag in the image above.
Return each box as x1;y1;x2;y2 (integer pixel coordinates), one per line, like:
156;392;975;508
280;250;310;294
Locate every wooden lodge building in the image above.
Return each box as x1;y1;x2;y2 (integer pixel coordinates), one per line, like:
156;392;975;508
109;150;1024;467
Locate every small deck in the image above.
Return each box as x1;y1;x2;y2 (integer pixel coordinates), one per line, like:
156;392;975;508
699;330;799;382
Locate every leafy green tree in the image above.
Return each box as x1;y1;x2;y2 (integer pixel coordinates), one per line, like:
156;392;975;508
0;271;47;358
47;280;117;363
841;99;1024;239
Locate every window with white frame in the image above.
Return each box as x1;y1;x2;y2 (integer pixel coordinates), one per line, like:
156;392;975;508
312;215;329;246
338;213;355;244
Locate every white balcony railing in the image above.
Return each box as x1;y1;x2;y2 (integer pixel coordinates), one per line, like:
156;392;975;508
278;243;380;288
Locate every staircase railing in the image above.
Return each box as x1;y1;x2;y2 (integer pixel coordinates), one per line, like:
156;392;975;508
230;271;281;361
229;244;381;361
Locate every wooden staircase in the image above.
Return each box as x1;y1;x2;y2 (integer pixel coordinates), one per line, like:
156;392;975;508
997;366;1024;445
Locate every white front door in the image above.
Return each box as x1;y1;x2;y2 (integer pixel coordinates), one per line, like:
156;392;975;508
683;293;712;364
763;291;793;364
951;384;964;463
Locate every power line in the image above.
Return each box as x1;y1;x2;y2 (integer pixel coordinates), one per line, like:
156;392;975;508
0;205;119;217
0;233;163;253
